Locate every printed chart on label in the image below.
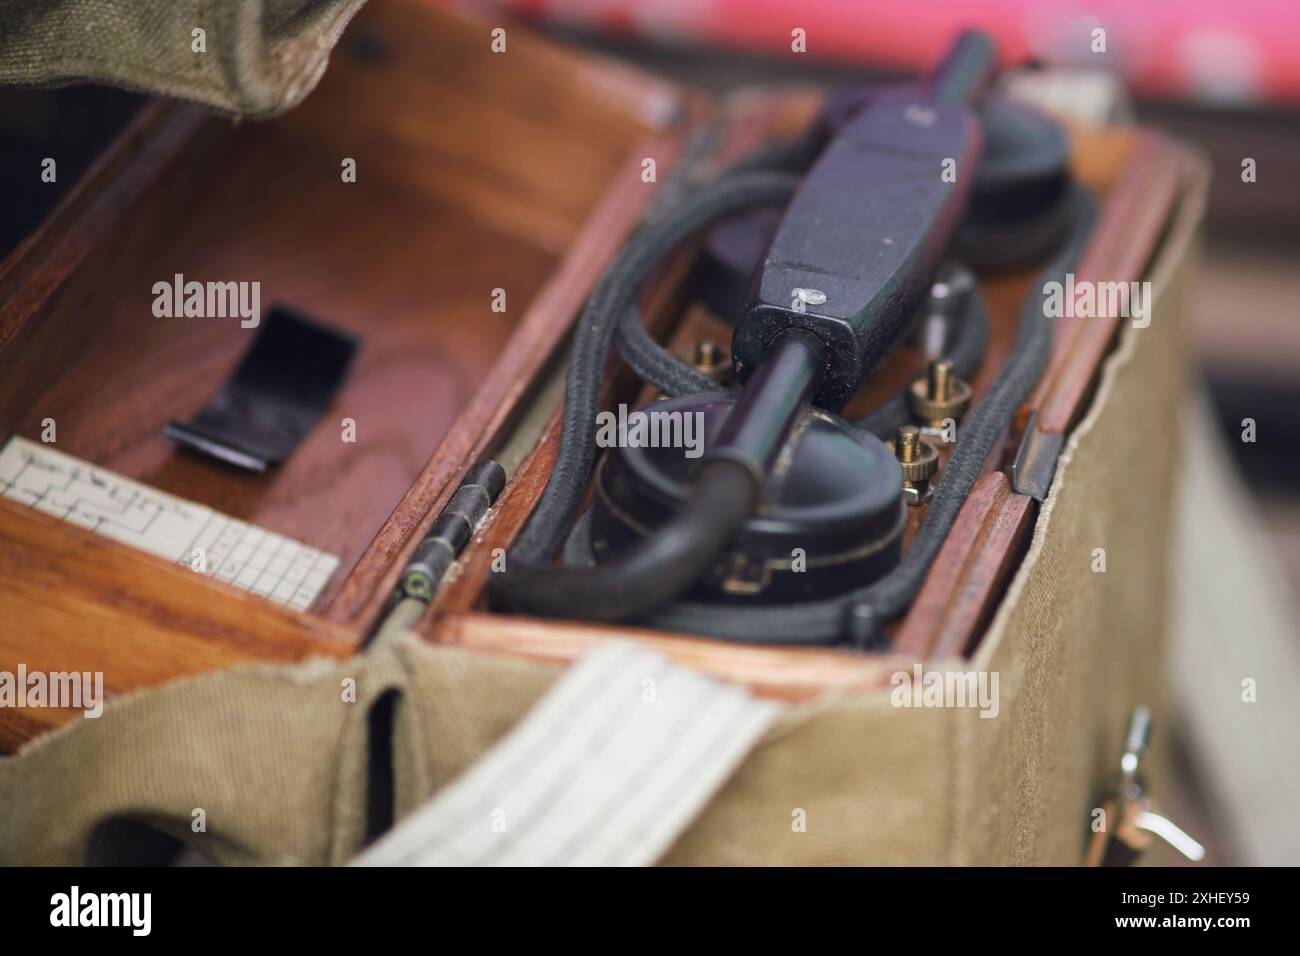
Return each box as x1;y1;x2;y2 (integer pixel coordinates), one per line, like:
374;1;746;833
0;435;338;610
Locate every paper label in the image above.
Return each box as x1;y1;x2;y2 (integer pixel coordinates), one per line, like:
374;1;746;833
0;435;338;611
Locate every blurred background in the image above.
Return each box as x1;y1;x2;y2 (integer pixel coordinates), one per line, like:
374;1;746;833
2;0;1295;864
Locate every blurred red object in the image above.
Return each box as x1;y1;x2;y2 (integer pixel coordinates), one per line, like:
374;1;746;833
452;0;1300;106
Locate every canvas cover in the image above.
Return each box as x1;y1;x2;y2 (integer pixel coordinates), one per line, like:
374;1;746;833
0;0;368;116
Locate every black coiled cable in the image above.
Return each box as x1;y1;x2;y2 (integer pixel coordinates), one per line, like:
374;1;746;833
492;140;1097;646
633;185;1098;646
490;172;802;621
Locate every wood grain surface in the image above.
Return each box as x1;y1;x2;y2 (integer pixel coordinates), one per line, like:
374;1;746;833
0;499;354;750
892;472;1033;659
0;2;692;747
0;1;1198;734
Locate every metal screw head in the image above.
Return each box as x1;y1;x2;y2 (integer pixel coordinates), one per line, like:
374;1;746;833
792;287;827;307
896;425;921;463
928;264;975;311
908;359;972;426
693;340;723;372
928;359;954;401
400;571;434;601
891;425;939;505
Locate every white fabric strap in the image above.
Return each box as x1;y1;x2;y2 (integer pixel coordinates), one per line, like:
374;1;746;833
355;641;782;866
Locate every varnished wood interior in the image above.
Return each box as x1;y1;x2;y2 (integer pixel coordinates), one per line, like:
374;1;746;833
0;0;680;615
0;1;1197;742
0;2;696;748
0;502;355;749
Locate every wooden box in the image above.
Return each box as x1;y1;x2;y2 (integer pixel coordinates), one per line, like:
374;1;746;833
0;0;1197;749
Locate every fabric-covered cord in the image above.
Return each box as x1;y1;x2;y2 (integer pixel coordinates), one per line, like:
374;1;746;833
497;124;1096;647
614;303;723;398
608;129;828;399
491;172;802;620
615;276;988;426
493;460;759;621
633;186;1098;646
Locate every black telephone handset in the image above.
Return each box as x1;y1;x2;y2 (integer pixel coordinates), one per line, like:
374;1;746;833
733;32;997;411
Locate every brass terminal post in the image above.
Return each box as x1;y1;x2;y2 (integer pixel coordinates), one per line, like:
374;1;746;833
907;358;972;427
892;424;939;505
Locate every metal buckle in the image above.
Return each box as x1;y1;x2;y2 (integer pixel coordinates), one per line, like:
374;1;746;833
1085;706;1206;866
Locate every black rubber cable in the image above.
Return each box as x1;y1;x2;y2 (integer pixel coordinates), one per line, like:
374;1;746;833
493;460;758;621
491;172;802;618
508;171;799;564
499;326;824;623
632;185;1098;646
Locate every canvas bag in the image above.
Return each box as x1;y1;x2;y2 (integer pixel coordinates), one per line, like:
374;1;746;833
0;0;367;116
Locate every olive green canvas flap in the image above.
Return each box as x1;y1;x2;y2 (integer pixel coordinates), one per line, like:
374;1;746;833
0;0;368;117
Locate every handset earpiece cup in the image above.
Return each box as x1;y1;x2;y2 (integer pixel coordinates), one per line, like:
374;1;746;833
956;97;1074;270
